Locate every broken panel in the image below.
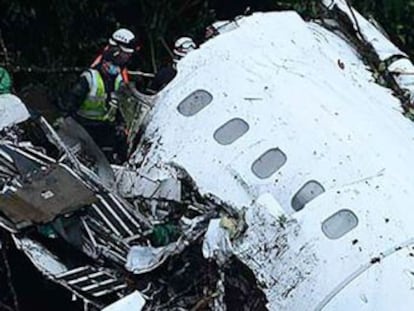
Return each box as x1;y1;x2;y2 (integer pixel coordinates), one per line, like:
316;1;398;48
0;145;43;177
57;117;115;188
55;266;127;299
0;164;97;226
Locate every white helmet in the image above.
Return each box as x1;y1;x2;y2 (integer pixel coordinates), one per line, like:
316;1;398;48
109;28;135;52
173;37;196;58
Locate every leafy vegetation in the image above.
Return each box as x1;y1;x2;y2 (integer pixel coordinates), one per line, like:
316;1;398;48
0;0;412;93
351;0;414;53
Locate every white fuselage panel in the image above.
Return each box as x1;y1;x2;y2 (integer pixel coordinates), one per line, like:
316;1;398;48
127;11;414;310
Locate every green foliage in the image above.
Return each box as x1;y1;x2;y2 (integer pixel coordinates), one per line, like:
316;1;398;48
0;0;414;92
352;0;414;58
274;0;320;17
134;0;214;71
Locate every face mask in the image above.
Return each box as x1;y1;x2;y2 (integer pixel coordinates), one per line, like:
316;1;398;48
104;62;119;76
103;46;132;67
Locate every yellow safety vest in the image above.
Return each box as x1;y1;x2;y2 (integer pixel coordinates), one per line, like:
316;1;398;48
77;69;122;122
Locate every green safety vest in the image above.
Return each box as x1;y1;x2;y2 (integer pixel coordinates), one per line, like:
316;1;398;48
77;69;122;122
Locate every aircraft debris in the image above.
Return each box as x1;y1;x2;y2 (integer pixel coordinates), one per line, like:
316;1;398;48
2;1;414;310
102;291;146;311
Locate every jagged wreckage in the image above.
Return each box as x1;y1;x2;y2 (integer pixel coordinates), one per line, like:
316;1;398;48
2;0;414;310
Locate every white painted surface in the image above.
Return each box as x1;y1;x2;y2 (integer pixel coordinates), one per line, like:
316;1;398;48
322;0;404;60
128;11;414;213
123;9;414;311
0;94;30;130
202;218;233;264
13;236;67;275
102;291;145;311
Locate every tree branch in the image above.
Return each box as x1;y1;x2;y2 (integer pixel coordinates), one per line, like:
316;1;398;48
0;29;10;68
158;36;174;58
0;300;14;311
0;64;84;74
149;35;157;73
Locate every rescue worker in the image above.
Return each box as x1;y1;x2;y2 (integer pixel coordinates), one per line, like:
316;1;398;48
205;25;219;39
65;28;138;163
91;28;139;83
149;37;197;93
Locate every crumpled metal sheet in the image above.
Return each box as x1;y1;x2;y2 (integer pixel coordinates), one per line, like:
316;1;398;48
0;94;30;130
202;218;234;265
125;244;177;274
102;291;146;311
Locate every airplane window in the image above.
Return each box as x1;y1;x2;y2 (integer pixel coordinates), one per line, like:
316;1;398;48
251;148;287;179
213;118;249;145
291;180;325;211
322;209;358;239
177;90;213;116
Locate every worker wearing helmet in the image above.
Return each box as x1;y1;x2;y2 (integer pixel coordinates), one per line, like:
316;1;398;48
173;37;197;58
149;37;197;93
64;28;138;162
109;28;136;51
91;28;139;83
